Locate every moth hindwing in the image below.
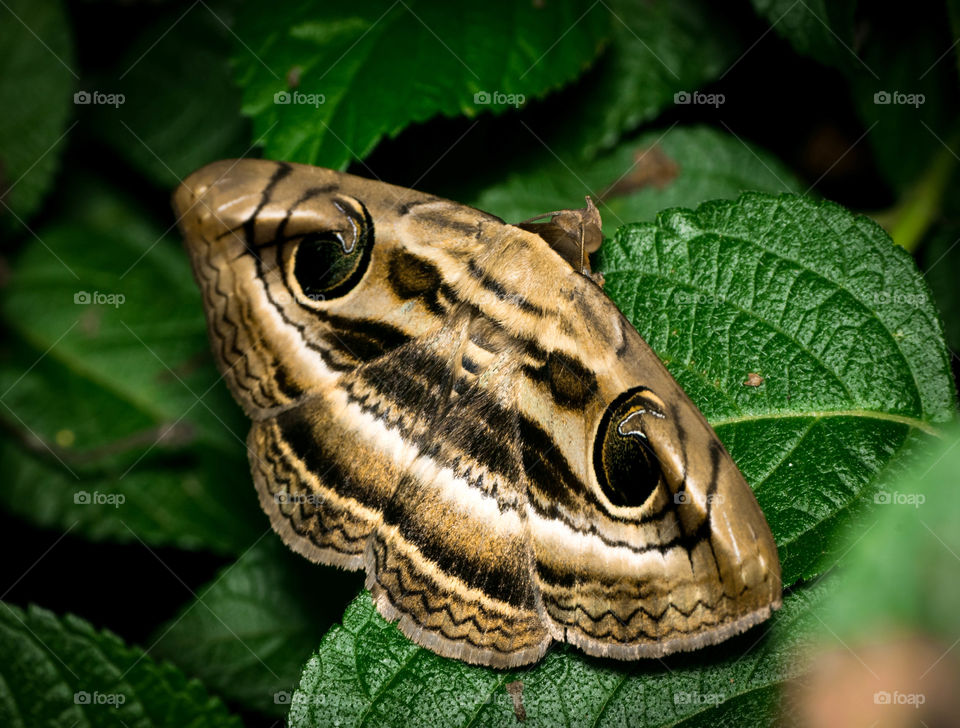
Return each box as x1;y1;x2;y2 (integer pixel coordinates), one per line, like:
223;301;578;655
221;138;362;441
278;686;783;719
173;159;782;668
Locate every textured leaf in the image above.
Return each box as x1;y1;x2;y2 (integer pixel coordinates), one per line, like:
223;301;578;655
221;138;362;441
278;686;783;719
565;0;739;159
151;539;362;715
292;580;829;728
0;436;260;555
471;125;799;236
87;2;248;188
290;192;954;727
0;0;74;223
233;0;608;168
750;0;857;69
0;602;242;728
0;178;263;552
1;180;241;449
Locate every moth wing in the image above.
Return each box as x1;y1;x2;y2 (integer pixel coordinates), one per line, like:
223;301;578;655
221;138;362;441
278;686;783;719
246;320;552;668
246;393;391;570
350;327;553;667
174;159;373;421
524;310;782;659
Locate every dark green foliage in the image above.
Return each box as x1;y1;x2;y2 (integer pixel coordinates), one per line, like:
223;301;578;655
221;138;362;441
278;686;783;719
0;1;957;726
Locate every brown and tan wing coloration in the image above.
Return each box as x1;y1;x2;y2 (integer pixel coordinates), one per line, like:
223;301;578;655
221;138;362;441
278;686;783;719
173;159;781;668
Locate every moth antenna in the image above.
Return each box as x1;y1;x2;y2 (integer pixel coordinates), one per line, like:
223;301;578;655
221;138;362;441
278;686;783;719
517;210;563;225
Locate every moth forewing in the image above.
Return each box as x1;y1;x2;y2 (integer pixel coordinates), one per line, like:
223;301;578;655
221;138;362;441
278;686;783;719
174;158;782;668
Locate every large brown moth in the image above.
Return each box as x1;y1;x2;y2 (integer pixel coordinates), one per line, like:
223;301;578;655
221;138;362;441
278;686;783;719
173;159;781;668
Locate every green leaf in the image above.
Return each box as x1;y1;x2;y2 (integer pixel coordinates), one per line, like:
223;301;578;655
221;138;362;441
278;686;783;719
818;422;960;644
233;0;608;168
291;580;829;728
290;192;954;726
598;193;956;584
0;177;264;553
0;602;242;728
0;0;75;224
150;539;363;715
470;125;800;236
564;0;740;159
86;2;248;188
749;0;857;69
2;177;241;450
0;434;260;554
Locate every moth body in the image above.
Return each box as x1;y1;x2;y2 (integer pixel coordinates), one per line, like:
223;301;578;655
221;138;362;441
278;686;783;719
174;159;782;667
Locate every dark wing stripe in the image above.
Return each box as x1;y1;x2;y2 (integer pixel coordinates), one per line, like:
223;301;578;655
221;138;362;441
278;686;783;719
466;259;542;314
368;536;541;651
242;162;292;256
275;407;384;512
380;474;535;610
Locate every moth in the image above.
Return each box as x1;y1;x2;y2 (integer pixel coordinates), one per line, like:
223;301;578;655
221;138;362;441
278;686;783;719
173;159;781;668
